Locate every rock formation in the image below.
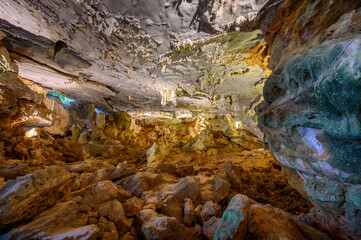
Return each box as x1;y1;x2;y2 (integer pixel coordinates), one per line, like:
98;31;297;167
0;0;360;239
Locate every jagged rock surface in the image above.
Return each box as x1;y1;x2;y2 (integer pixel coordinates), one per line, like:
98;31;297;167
258;1;361;239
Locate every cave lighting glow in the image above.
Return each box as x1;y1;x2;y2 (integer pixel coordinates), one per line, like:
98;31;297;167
25;128;38;138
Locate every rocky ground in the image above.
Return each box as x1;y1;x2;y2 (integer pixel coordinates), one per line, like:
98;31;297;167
0;102;330;239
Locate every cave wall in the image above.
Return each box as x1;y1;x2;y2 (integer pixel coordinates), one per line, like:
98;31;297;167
258;0;361;239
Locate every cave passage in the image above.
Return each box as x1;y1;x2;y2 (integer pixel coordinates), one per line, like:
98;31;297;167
0;0;360;240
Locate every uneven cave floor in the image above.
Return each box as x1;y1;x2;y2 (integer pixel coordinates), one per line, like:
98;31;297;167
0;117;325;239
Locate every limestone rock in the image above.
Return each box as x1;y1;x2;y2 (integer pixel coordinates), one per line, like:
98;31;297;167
160;176;200;201
87;166;135;185
43;98;71;136
200;201;222;224
1;201;91;239
120;232;137;240
123;196;145;217
96;112;106;129
66;159;113;173
156;163;176;175
213;194;256;240
119;172;165;197
0;161;29;180
0;166;74;228
175;165;194;177
202;216;220;240
194;174;230;204
247;204;308;240
87;144;124;158
42;225;100;240
183;198;196;226
216;161;243;189
137;209;183;240
98;199;130;235
78;180;121;206
146;143;170;168
260;24;361;237
159;195;183;221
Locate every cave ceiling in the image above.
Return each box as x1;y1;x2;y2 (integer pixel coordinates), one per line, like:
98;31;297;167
0;0;281;119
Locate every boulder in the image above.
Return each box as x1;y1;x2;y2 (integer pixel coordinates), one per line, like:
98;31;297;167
183;198;196;226
216;161;243;189
98;199;130;235
1;201;92;239
200;201;222;224
66;159;113;173
202;216;220;240
123;196;145;217
159;195;183;221
160;176;200;201
77;180;122;206
0;161;29;180
247;204;310;240
175;165;194;177
119;172;165;197
120;232;138;240
0;166;74;227
96;112;106;129
156;163;176;175
43;98;71;136
87;144;124;158
146;143;170;168
87;166;135;185
137;209;183;240
213;194;256;240
194;174;230;204
41;225;100;240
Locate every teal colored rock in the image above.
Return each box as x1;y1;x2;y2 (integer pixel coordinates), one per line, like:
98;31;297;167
213;194;256;240
258;34;361;238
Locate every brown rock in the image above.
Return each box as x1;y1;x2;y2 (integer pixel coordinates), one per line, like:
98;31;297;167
123;196;145;217
216;161;243;189
160;176;200;201
1;201;92;239
137;209;183;240
120;232;137;240
213;194;256;240
195;174;230;204
202;217;220;240
98;199;130;236
99;199;126;223
157;163;176;175
160;195;183;221
200;201;222;224
66;159;113;173
0;165;74;228
91;180;120;204
74;180;123;208
175;165;194;177
119;172;164;197
0;160;29;180
87;166;135;185
183;198;196;226
247;204;308;240
117;185;133;201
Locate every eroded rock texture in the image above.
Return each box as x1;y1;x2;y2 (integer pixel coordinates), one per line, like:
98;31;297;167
0;0;360;239
258;1;361;239
0;0;287;137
